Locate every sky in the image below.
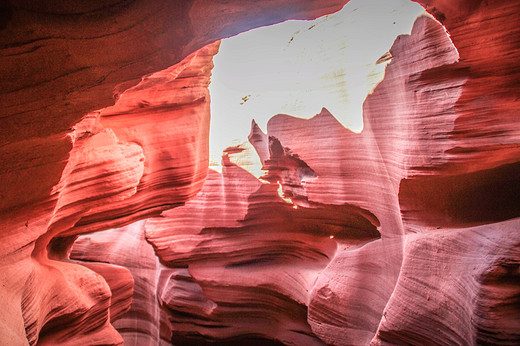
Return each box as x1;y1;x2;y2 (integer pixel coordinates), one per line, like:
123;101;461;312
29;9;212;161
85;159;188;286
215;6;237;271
208;0;425;173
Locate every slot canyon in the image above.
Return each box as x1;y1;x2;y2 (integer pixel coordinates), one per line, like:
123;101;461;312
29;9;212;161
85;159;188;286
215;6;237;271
1;0;519;345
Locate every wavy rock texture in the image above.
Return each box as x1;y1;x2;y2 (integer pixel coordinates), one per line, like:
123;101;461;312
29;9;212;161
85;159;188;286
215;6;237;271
71;221;163;345
0;0;348;212
145;166;379;344
1;0;519;345
0;39;218;345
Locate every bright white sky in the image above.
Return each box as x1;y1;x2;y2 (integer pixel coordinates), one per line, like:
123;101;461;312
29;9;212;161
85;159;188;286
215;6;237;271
208;0;425;173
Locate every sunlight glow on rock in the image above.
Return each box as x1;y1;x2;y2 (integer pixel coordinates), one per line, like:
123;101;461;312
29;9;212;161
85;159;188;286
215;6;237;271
209;0;425;174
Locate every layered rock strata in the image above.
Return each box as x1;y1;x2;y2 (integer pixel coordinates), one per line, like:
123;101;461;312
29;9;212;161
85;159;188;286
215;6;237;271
1;0;519;345
0;40;218;345
75;12;518;345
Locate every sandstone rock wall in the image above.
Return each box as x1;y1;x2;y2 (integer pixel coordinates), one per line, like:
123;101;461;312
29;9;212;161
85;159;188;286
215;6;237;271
1;0;519;345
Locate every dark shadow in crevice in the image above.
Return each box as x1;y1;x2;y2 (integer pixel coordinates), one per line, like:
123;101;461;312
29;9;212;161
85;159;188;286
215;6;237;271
399;161;520;227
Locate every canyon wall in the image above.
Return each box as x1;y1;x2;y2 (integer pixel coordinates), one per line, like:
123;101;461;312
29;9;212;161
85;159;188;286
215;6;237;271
1;0;519;345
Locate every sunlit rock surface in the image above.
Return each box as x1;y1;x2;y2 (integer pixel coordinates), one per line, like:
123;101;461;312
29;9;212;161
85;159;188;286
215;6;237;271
208;0;425;164
71;221;163;345
1;0;519;345
0;38;218;345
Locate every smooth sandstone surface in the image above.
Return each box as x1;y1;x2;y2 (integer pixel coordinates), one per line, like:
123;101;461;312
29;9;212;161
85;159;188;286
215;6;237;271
1;0;519;345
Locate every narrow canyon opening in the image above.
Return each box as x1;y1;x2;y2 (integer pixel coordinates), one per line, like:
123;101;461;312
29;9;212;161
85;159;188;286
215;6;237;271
208;0;425;177
67;1;429;344
2;0;519;345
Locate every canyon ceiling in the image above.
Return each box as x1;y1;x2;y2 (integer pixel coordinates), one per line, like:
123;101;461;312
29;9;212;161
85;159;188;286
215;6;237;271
1;0;519;345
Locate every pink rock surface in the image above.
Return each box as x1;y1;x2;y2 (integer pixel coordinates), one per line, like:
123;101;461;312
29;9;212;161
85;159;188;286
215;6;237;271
142;154;380;343
0;0;519;345
71;221;162;345
0;39;218;345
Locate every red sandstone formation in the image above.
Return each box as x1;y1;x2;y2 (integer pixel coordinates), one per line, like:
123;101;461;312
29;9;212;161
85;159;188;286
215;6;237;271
1;38;217;346
1;0;519;345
